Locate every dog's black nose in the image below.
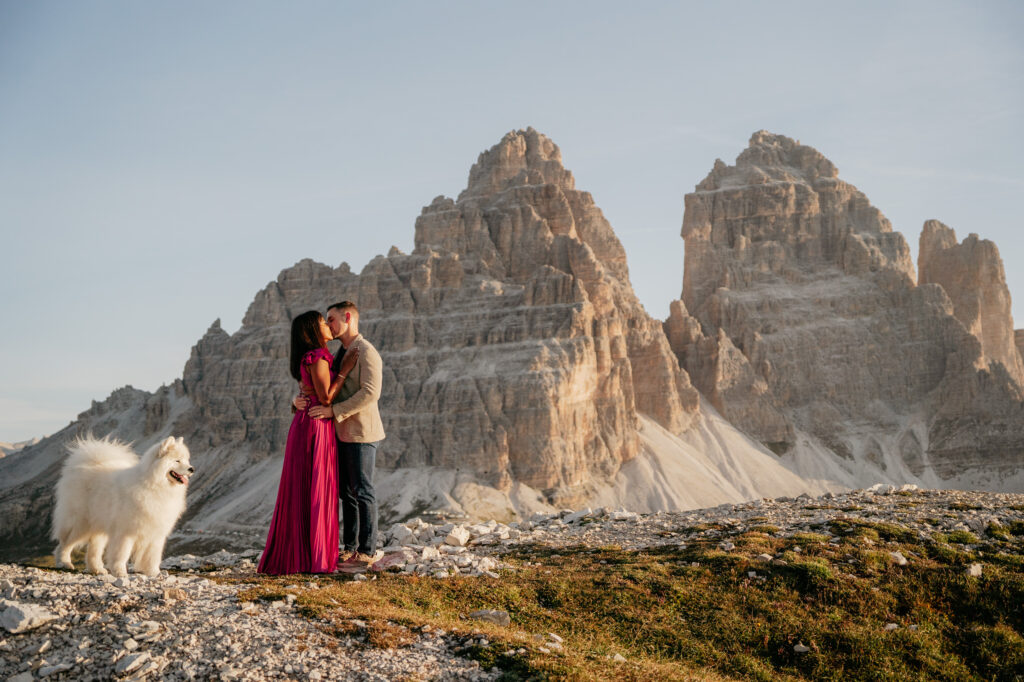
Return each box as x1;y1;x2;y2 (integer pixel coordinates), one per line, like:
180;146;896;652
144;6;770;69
188;467;194;474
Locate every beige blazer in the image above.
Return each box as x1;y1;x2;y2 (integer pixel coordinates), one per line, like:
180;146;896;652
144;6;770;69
332;334;385;443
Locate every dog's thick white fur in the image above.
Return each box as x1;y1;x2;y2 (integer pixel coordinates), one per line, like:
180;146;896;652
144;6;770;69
52;435;192;577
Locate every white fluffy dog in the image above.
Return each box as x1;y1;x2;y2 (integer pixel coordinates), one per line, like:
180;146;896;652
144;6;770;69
52;435;193;577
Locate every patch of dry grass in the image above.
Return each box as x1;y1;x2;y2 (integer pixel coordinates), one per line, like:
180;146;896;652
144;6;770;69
211;524;1024;681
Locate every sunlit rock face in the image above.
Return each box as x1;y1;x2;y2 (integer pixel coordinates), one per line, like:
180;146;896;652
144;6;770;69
134;129;707;517
918;219;1024;385
0;129;705;556
667;131;1024;485
397;127;699;502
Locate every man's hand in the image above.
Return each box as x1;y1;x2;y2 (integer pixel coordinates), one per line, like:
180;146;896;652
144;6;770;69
308;404;335;420
293;394;309;411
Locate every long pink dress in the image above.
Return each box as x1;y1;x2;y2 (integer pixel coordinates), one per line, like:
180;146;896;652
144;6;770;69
258;347;339;575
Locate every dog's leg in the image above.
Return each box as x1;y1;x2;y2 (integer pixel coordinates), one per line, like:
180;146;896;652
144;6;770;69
55;538;77;570
85;535;108;575
55;528;84;570
105;535;133;577
135;538;165;577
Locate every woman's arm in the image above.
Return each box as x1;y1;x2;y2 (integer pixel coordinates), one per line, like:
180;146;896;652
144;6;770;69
309;359;333;406
307;348;361;419
322;347;359;404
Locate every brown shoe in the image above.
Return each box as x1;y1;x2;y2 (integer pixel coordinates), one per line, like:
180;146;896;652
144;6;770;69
353;552;380;566
337;552;380;574
338;550;357;564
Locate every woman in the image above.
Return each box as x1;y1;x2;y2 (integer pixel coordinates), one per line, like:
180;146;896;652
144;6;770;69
258;310;357;575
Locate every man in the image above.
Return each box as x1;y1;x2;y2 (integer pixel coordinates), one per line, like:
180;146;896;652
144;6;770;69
304;300;385;570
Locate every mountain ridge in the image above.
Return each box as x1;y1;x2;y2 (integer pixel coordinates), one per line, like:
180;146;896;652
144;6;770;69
1;128;1021;561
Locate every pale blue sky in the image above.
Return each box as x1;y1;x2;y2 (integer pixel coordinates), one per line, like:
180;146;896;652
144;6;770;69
2;1;1022;442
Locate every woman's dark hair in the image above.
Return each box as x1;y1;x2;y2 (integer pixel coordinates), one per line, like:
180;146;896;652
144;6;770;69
289;310;326;381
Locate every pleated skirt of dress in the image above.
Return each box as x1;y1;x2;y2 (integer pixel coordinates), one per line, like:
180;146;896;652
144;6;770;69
257;409;338;575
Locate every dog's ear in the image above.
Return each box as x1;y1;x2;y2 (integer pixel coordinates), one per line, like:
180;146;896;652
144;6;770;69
158;437;177;457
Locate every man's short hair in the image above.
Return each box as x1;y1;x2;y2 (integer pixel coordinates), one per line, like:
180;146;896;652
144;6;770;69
328;300;358;315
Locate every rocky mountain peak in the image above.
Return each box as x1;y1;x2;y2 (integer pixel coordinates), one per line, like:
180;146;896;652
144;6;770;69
671;132;1024;488
919;219;1024;384
682;131;911;322
415;127;631;289
696;131;839;192
458;127;574;201
919;219;959;253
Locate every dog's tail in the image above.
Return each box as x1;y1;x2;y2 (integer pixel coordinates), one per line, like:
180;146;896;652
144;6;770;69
63;434;138;470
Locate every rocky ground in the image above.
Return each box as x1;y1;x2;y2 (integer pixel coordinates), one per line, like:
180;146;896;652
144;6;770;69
2;485;1022;681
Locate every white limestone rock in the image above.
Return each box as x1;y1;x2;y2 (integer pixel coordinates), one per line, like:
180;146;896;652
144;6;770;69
0;601;57;633
468;609;511;627
445;526;471;547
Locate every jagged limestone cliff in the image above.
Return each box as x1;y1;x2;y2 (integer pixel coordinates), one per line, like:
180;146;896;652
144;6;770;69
666;131;1024;487
0;129;718;558
3;128;1021;562
918;220;1024;385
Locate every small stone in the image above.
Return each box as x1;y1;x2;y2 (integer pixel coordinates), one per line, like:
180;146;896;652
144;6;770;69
389;524;415;544
39;663;75;677
115;651;150;675
1;602;57;633
718;541;735;551
547;632;563;643
966;563;983;577
468;609;511;627
757;553;773;562
612;653;627;663
793;643;810;653
884;623;899;631
163;588;187;602
563;508;592;524
445;526;471;547
124;638;139;651
8;673;33;682
309;672;322;681
890;552;908;566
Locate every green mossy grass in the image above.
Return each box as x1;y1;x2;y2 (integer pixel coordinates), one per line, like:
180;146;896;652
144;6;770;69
209;526;1024;681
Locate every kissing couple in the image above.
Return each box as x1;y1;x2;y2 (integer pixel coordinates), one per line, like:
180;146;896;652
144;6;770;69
257;300;385;575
